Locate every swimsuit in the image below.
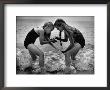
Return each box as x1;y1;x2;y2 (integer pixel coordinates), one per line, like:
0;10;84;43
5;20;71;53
24;28;39;49
72;29;85;48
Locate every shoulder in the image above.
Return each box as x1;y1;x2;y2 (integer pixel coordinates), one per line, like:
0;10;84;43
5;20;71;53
34;27;44;34
65;26;74;34
38;29;44;33
74;28;81;33
67;26;80;33
37;29;44;36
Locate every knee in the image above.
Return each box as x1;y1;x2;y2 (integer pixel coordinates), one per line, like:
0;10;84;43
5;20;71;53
65;53;68;56
64;52;70;57
39;52;44;57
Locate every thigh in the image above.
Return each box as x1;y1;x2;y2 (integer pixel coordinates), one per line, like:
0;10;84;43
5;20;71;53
27;44;43;56
68;43;81;55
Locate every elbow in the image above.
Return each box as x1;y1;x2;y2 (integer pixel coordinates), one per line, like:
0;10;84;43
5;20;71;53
40;42;44;45
64;40;68;42
69;42;74;46
63;39;68;42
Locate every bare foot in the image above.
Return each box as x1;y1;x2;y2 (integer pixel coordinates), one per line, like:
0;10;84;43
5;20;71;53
40;67;46;74
64;66;72;74
64;66;77;74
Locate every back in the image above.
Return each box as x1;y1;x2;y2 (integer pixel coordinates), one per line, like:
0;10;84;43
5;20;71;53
72;28;85;48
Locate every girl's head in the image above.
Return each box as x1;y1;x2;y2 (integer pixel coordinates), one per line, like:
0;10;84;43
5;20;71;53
43;22;54;34
54;19;66;31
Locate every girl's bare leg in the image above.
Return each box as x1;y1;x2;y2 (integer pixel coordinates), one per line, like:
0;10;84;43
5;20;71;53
64;43;81;73
27;44;44;68
69;43;81;71
64;52;72;74
70;43;81;61
64;43;81;67
29;50;37;61
64;52;71;67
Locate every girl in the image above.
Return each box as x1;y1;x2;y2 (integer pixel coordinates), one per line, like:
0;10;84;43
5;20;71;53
24;22;57;73
54;19;85;73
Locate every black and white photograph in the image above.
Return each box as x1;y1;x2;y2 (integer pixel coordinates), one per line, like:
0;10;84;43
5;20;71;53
5;4;107;87
16;16;94;74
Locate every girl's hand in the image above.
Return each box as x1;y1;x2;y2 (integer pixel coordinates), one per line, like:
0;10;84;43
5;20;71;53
51;39;57;43
55;37;59;40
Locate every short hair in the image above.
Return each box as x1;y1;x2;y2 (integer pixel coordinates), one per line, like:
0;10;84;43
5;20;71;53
54;19;66;27
43;22;54;29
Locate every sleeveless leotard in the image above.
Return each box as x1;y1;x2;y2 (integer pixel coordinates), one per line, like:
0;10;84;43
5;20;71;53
65;26;85;48
72;28;85;48
24;28;39;49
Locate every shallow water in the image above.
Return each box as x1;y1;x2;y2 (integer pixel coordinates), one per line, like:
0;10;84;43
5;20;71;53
16;16;94;50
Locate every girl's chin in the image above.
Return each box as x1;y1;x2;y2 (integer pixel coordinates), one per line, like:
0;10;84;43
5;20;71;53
46;32;50;34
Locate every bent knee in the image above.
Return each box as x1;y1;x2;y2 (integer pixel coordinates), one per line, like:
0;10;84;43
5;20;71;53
64;52;70;56
39;52;44;56
75;43;82;49
65;43;81;55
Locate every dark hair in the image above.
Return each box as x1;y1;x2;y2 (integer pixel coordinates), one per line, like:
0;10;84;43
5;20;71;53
54;19;66;27
43;22;54;29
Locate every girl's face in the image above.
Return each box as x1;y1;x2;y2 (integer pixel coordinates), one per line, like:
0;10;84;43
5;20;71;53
44;25;54;34
56;26;63;32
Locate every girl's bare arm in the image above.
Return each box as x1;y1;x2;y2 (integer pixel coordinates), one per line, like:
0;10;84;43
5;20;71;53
47;39;58;50
39;30;56;45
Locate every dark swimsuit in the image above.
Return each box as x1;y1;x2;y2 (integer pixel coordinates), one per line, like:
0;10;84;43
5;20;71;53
24;28;39;49
72;28;85;48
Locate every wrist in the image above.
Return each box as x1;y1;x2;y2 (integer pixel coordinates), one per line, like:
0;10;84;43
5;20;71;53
62;51;66;53
56;37;60;40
